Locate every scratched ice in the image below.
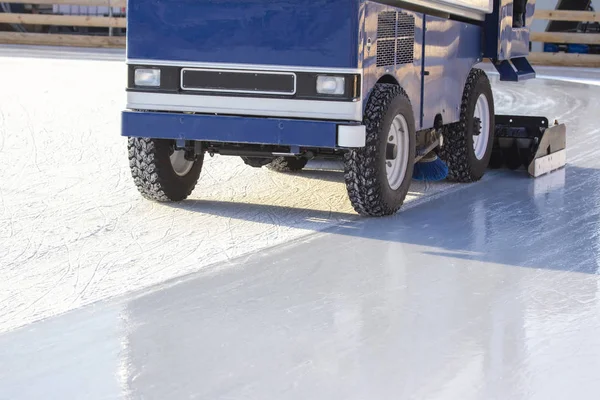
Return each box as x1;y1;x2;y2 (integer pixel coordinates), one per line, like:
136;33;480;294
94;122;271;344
0;48;598;333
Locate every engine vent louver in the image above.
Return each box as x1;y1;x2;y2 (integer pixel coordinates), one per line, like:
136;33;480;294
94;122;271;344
376;11;415;67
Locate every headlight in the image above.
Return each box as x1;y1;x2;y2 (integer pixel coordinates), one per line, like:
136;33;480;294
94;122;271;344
134;68;161;87
316;76;345;95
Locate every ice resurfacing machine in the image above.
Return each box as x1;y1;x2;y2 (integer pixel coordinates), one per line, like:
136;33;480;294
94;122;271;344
122;0;567;216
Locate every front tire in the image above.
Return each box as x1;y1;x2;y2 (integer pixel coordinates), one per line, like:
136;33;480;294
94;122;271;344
128;137;203;202
438;68;495;182
343;83;416;217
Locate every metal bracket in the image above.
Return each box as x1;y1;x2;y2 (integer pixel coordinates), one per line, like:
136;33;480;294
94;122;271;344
414;128;441;163
491;114;566;177
492;57;536;82
527;123;566;177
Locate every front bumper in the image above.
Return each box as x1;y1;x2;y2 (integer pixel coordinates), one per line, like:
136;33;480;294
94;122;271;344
121;110;366;149
126;91;364;122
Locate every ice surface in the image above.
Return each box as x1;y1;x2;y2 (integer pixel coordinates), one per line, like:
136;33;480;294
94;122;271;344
4;156;600;399
0;50;454;332
0;48;598;334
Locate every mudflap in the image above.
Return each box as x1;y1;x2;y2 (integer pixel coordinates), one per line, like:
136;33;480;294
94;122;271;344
489;115;566;177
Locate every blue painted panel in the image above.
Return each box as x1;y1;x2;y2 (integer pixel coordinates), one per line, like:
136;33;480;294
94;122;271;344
126;0;361;69
483;0;534;60
422;16;481;128
361;2;424;130
493;57;535;81
121;111;340;148
357;0;367;69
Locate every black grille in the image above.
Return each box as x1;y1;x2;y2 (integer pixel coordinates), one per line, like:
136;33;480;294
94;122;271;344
376;11;415;67
181;69;295;95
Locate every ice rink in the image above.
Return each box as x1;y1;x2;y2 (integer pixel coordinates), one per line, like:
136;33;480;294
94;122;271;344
0;46;465;332
1;46;600;399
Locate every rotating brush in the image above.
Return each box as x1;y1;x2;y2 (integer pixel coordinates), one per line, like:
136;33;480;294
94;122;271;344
412;152;448;181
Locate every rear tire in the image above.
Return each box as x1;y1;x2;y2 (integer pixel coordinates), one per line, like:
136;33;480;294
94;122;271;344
128;137;203;201
438;68;495;182
241;156;273;168
343;83;415;217
267;156;308;172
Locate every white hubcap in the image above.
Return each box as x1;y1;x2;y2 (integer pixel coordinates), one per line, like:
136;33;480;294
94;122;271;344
170;149;194;176
473;93;491;160
386;115;410;190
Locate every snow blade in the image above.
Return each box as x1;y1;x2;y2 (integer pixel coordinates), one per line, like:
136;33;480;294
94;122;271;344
489;115;566;177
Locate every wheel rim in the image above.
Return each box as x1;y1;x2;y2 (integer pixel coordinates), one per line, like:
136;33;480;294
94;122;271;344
170;148;194;176
386;114;410;190
473;93;491;160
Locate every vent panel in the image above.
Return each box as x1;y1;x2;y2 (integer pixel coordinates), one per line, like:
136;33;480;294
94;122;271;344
396;38;414;65
376;40;396;67
375;11;415;68
397;14;415;38
377;11;397;39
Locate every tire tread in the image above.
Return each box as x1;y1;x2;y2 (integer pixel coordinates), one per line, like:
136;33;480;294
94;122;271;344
267;156;308;172
128;137;202;202
344;83;414;217
438;68;494;182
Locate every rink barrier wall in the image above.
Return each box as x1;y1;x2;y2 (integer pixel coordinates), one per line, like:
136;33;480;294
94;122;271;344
0;3;597;67
0;0;125;48
529;10;600;67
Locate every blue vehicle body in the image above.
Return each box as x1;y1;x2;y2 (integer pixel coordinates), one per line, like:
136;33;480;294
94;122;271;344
126;0;362;69
122;0;534;148
122;0;565;217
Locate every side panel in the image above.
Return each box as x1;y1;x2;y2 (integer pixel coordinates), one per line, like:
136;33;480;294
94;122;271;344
483;0;534;60
362;2;424;130
422;16;482;128
126;0;361;69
